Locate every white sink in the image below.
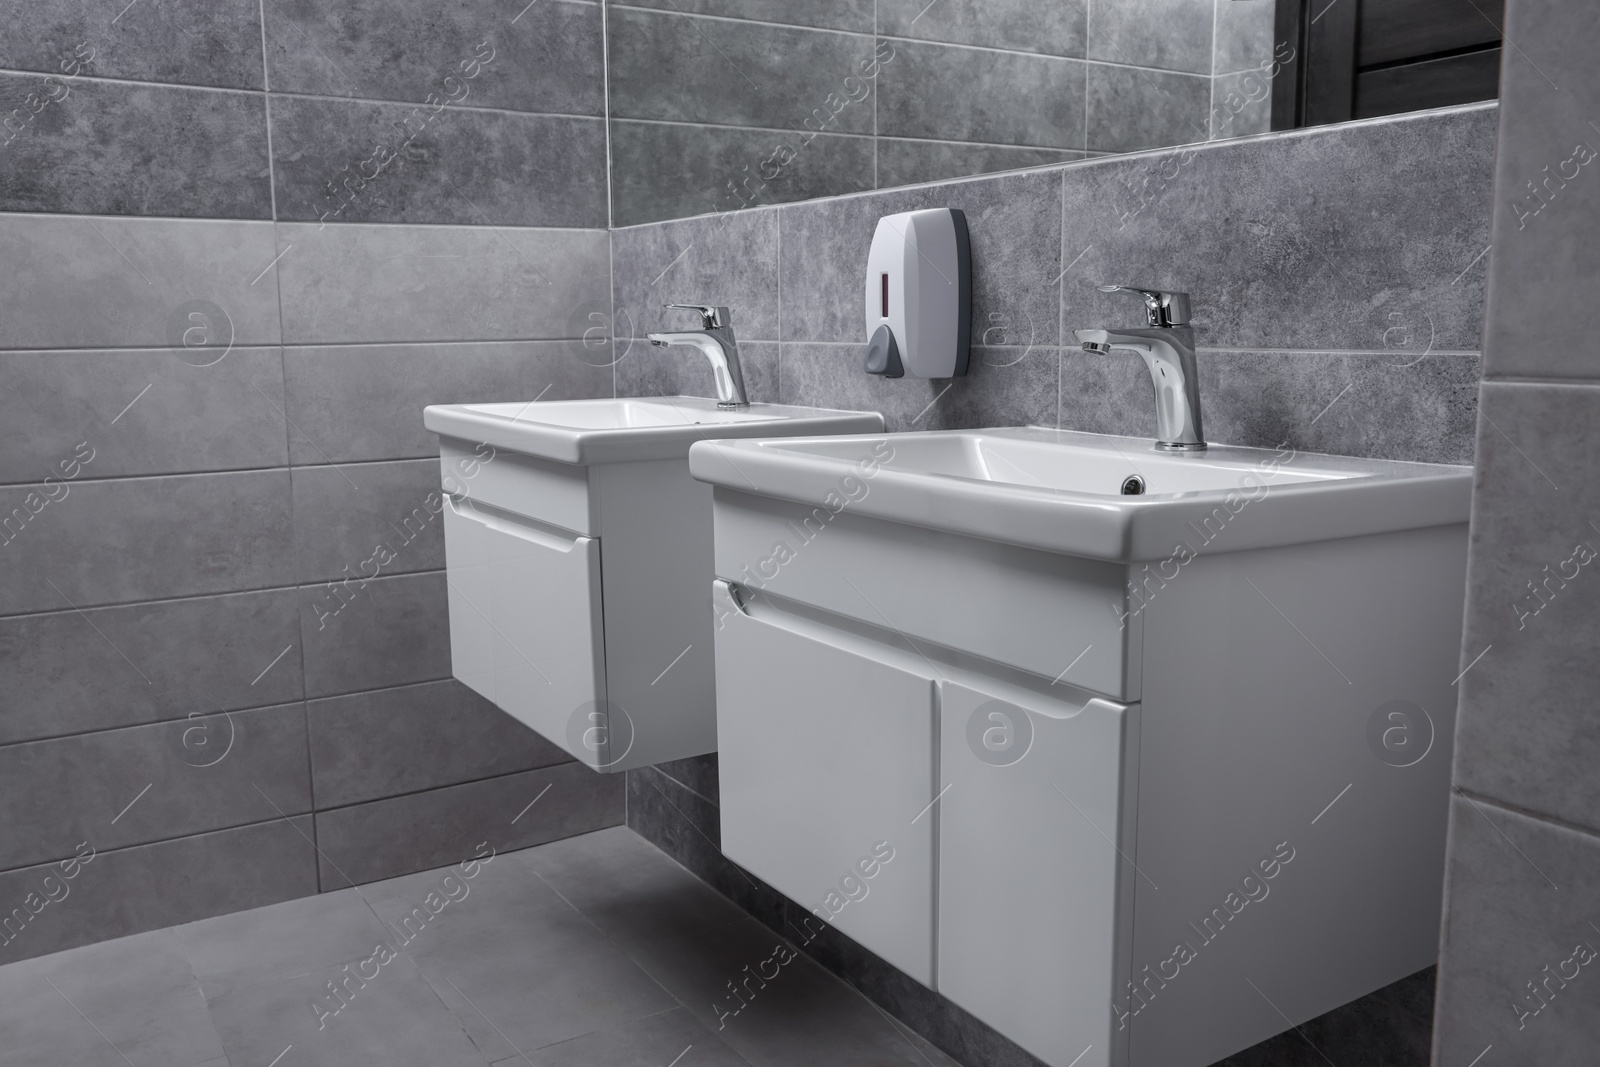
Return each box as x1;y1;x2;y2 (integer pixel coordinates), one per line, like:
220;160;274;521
689;426;1471;561
425;395;875;465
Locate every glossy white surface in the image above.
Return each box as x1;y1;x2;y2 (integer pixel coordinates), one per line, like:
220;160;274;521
425;395;877;465
690;427;1472;561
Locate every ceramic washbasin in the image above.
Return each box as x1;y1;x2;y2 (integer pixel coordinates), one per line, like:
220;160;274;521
688;427;1472;561
423;395;881;465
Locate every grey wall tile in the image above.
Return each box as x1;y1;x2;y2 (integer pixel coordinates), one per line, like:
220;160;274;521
284;341;612;465
1086;64;1210;153
0;214;281;350
265;0;603;114
607;8;878;133
1455;382;1600;830
613;0;873;32
0;817;317;965
780;167;1064;348
651;753;720;806
877;139;1088;188
313;761;623;885
877;40;1087;149
275;222;610;344
0;704;311;871
0;469;294;616
611;205;780;339
1087;0;1214;73
780;342;1059;432
1433;797;1600;1062
308;679;571;808
299;569;452;698
0;347;287;484
1210;69;1273;140
0;588;303;746
0;74;270;218
610;120;874;228
1058;342;1153;436
1214;0;1278;75
879;0;1087;57
1479;3;1600;378
1059;104;1497;352
0;1;264;89
291;458;446;581
269;96;607;227
617;339;778;403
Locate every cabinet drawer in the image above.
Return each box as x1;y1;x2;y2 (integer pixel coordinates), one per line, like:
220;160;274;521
440;439;593;535
443;498;609;765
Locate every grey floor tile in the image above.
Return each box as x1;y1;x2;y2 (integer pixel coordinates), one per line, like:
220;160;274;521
283;340;611;465
0;587;303;745
0;927;226;1067
270;96;607;227
0;469;294;616
1087;0;1215;74
298;570;452;699
364;853;677;1055
877;138;1088;188
0;73;270;219
501;1006;752;1067
0;347;287;484
0;214;280;351
877;39;1087;149
0;0;264;90
612;208;780;341
309;679;571;808
313;762;623;887
617;340;778;405
879;0;1086;57
290;458;445;582
265;0;603;115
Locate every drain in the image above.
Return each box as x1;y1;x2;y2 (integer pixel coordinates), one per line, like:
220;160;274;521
1120;475;1145;495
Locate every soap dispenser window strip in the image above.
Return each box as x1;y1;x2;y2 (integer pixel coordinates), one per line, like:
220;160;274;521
864;208;972;379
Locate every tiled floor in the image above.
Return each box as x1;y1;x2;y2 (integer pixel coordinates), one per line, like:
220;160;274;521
0;826;960;1067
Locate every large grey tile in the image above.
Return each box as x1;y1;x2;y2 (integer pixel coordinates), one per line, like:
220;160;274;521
608;8;878;133
780;342;1058;432
269;95;607;227
0;74;270;218
877;138;1089;188
365;852;675;1055
1059;103;1498;352
1086;64;1210;153
610;120;873;228
0;588;303;745
0;817;317;964
1479;3;1600;379
1455;382;1600;830
308;679;571;808
1433;797;1600;1063
1087;0;1214;73
0;469;293;615
275;222;610;344
1214;0;1278;75
298;569;452;698
1210;69;1273;141
617;339;778;404
314;762;624;886
0;1;263;90
879;0;1087;57
613;0;872;32
780;166;1064;347
291;458;445;581
0;928;227;1067
265;0;603;114
877;39;1087;149
0;347;287;483
500;1006;751;1067
612;202;780;339
0;703;310;871
284;340;612;464
205;953;489;1067
0;214;281;350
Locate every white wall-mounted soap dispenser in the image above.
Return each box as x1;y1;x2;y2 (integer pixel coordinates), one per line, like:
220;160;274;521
863;208;971;379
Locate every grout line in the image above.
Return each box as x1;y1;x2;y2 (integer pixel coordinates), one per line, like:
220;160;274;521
600;0;615;231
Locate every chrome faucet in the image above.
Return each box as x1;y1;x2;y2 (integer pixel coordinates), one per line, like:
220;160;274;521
646;304;749;407
1075;285;1206;452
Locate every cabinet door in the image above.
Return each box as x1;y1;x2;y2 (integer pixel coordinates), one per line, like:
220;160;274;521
714;582;938;985
442;500;607;764
937;683;1138;1067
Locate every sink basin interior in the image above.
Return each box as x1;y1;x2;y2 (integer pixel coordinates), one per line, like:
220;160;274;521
464;397;786;430
763;431;1366;496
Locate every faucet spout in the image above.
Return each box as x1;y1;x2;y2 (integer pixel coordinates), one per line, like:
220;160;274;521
646;304;749;407
1074;327;1206;452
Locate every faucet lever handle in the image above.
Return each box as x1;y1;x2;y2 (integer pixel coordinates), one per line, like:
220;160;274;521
1095;285;1191;328
664;303;727;329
